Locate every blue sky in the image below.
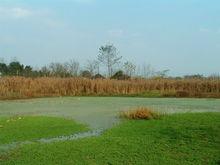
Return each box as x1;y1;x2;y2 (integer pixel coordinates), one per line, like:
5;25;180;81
0;0;219;76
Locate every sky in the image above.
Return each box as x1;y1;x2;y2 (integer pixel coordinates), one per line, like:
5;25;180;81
0;0;219;76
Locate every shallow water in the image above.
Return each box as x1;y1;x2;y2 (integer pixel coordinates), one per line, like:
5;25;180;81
38;129;103;143
0;97;220;153
0;97;220;129
0;129;103;153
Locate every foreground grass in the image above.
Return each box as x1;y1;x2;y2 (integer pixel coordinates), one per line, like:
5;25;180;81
1;113;219;165
0;116;88;145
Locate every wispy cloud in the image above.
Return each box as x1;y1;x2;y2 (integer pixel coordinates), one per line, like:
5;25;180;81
0;36;16;44
0;7;32;19
108;29;124;38
199;27;220;34
199;28;210;33
131;32;141;38
107;29;142;39
42;19;67;29
0;6;66;29
72;0;95;4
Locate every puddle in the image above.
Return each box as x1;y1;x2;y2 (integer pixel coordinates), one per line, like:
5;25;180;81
38;129;103;143
0;129;103;153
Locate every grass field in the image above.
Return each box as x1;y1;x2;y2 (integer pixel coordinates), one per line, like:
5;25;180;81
0;113;219;164
0;116;88;146
0;97;220;164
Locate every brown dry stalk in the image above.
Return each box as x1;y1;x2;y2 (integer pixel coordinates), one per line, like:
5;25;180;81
119;107;161;120
0;77;220;99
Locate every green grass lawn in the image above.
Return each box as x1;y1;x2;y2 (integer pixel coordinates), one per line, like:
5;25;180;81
1;113;219;165
0;116;88;145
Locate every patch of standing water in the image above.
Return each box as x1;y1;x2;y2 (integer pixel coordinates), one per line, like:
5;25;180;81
0;97;220;129
0;129;103;153
0;97;219;153
0;141;32;154
38;129;103;143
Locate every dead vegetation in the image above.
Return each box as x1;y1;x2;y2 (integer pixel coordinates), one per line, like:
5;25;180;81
119;107;162;120
0;77;219;99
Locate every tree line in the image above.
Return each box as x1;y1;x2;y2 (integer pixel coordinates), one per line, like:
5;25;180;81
0;44;219;80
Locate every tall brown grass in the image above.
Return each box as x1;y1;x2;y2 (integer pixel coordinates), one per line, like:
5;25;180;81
119;107;161;120
0;77;219;99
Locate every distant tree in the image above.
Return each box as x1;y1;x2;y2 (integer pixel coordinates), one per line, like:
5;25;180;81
141;64;156;78
85;60;99;76
98;44;122;77
0;62;8;76
66;59;79;77
40;66;51;77
8;61;24;76
111;70;130;80
30;70;40;77
184;74;204;79
155;69;170;78
208;73;220;80
23;66;33;77
80;70;92;78
92;73;105;79
174;76;183;80
123;61;136;77
0;58;5;63
49;62;69;77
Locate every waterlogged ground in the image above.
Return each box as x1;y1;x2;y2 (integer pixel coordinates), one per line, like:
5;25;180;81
0;98;220;164
0;97;219;129
0;116;89;153
1;113;220;164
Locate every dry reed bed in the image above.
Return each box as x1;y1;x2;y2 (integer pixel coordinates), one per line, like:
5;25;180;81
0;77;220;99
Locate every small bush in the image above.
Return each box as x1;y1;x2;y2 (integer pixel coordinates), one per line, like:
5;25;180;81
92;74;105;79
111;70;130;80
80;70;92;78
120;107;162;120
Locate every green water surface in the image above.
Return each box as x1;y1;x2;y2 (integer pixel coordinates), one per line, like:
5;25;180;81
0;97;219;129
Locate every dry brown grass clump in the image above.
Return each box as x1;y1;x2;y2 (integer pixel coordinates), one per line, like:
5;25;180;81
120;107;162;120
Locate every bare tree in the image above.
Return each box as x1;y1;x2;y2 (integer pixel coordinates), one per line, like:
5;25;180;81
155;69;170;78
142;64;155;78
98;44;122;77
40;66;51;77
49;62;69;77
123;61;136;77
94;60;100;74
0;58;4;63
66;59;80;77
208;73;220;80
85;60;100;76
